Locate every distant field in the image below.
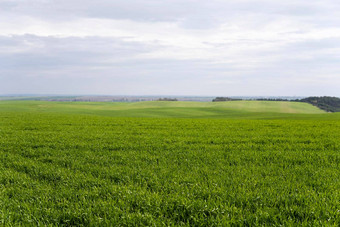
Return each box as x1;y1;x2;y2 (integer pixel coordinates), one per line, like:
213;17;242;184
0;100;326;119
0;101;339;225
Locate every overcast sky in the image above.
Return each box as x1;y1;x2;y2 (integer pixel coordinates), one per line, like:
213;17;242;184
1;0;340;96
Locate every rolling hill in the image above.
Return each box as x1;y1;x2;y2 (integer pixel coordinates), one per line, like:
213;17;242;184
0;100;326;119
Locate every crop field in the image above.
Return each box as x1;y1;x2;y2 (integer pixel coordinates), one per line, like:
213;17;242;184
0;100;326;119
0;101;340;225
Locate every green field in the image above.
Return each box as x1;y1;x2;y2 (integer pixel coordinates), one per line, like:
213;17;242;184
0;101;339;225
0;100;326;119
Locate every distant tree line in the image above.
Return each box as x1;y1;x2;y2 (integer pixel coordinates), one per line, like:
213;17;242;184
212;97;241;102
295;96;340;112
255;98;290;101
157;98;178;101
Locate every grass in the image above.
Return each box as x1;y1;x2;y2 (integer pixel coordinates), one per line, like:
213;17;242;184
0;101;339;225
0;100;326;119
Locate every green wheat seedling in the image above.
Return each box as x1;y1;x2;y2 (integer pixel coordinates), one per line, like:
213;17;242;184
0;101;339;225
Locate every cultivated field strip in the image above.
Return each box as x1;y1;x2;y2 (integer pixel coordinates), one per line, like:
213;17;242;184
0;112;340;225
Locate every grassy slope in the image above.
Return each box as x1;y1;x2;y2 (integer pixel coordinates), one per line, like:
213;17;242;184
0;112;339;225
0;100;328;119
1;101;340;225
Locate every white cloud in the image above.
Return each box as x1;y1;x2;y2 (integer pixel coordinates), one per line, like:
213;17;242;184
0;0;340;96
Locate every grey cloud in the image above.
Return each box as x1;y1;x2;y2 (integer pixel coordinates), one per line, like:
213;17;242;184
0;35;157;70
2;0;340;29
1;32;340;96
1;1;340;96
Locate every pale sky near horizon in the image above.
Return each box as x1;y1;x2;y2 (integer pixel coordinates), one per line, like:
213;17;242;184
1;0;340;96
